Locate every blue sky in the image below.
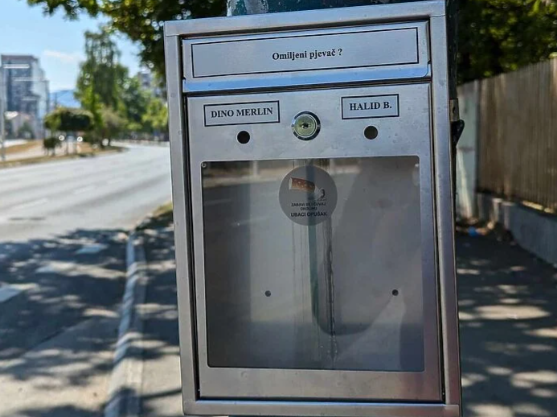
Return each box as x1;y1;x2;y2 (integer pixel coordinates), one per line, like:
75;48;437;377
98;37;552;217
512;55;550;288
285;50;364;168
0;0;140;92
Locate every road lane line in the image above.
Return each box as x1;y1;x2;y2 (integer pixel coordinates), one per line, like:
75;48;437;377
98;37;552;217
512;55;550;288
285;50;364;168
10;198;49;211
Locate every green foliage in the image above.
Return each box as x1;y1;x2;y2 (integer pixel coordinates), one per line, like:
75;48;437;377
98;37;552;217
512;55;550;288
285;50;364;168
72;27;167;139
44;107;94;132
26;0;557;83
43;137;61;155
142;95;168;133
26;0;226;77
120;76;150;129
100;106;126;140
458;0;557;82
75;29;127;111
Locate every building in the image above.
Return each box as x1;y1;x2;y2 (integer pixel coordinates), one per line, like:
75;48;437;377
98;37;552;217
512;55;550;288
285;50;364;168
137;69;163;98
1;54;50;138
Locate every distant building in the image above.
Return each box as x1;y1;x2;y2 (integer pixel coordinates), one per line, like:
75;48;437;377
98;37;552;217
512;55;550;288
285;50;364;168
137;69;163;98
1;54;50;138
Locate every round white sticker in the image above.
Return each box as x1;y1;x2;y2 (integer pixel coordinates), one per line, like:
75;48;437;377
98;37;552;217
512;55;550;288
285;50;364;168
279;165;337;226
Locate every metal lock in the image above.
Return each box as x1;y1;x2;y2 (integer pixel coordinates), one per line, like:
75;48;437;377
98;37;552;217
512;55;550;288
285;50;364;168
292;112;320;140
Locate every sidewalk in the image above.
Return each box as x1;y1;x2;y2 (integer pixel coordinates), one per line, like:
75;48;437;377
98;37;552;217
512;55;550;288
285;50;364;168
136;221;557;417
139;224;182;417
457;234;557;417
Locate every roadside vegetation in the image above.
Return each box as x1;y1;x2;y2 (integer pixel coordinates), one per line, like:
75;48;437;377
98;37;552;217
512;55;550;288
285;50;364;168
41;28;168;154
0;142;125;169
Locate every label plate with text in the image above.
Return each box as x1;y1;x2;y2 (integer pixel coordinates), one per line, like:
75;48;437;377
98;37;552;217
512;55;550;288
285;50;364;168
204;101;280;127
189;26;420;78
342;95;399;119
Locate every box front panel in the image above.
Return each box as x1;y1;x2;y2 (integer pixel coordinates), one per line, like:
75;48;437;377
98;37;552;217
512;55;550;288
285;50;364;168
203;156;424;373
186;83;441;401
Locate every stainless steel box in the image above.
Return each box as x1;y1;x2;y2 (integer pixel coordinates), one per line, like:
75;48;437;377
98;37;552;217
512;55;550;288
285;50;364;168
164;2;461;416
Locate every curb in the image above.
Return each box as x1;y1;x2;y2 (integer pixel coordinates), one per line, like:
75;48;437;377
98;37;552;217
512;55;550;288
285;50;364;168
104;232;147;417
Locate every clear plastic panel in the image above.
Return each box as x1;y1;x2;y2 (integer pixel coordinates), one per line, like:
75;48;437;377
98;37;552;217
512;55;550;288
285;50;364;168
202;157;424;371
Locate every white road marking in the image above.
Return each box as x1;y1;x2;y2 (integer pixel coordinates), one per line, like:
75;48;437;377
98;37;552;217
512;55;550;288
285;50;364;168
75;244;108;255
74;185;97;195
11;198;49;211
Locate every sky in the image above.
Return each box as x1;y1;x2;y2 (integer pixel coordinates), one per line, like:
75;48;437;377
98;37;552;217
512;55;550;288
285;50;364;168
0;0;141;92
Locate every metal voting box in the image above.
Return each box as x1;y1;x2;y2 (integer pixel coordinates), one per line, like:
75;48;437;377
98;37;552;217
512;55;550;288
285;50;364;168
164;1;461;416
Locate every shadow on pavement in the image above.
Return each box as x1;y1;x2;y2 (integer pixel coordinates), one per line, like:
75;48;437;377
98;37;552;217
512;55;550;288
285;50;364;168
0;229;127;417
457;234;557;417
138;218;557;417
19;215;552;417
139;223;182;417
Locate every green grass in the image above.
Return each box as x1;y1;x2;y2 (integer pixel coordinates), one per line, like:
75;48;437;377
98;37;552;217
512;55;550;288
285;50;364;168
0;146;126;169
138;202;174;230
4;141;41;155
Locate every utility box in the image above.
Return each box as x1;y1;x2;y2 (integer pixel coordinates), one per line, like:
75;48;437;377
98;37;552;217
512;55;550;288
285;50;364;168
164;1;461;416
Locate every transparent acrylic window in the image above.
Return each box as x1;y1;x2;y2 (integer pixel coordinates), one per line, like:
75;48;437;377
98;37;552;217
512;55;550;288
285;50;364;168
202;157;424;371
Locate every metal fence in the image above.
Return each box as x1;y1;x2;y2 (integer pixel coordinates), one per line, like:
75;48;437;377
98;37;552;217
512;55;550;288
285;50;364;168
475;58;557;212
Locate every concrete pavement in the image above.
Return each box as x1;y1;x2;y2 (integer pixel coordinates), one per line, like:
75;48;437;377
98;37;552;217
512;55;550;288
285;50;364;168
0;144;171;417
135;219;557;417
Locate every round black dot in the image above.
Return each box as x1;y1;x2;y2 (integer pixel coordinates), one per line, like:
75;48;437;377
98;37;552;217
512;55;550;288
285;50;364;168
392;289;399;296
364;126;379;140
237;131;250;144
265;291;272;297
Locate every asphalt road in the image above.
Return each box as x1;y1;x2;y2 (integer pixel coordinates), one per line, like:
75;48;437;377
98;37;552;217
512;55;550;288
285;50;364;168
0;144;171;417
0;144;171;241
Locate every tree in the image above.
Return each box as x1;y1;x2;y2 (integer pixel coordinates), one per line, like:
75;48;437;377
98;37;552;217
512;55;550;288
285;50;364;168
75;28;131;143
43;107;93;155
44;107;94;133
100;107;126;144
142;95;168;139
27;0;226;77
27;0;557;83
458;0;557;82
43;137;61;156
76;29;127;111
120;76;149;132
